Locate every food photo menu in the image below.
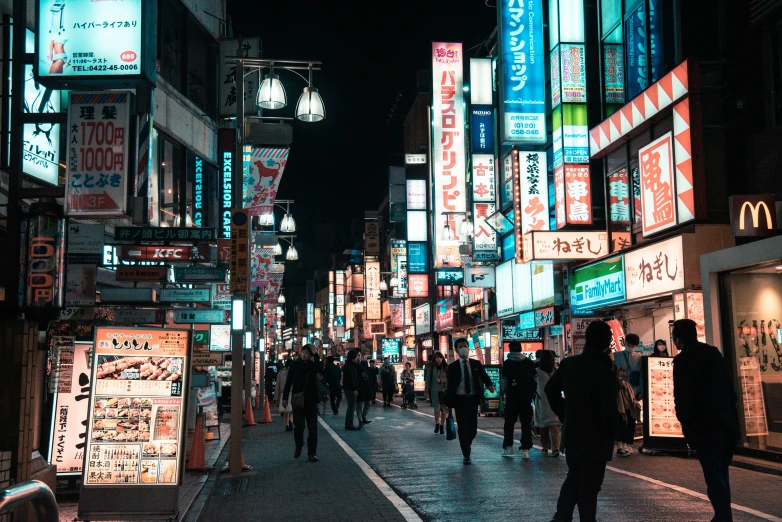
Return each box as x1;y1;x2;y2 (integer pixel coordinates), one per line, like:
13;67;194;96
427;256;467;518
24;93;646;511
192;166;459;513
83;328;190;486
647;357;684;438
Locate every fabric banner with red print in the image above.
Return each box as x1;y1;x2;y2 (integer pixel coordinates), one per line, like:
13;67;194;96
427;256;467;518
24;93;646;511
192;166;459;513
605;319;626;353
243;147;289;217
250;245;273;289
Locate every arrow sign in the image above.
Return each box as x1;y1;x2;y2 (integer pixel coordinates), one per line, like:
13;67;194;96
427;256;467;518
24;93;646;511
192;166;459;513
119;246;209;261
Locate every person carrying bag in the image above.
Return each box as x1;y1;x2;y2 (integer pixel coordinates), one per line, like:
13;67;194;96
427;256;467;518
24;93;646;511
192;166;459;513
445;409;457;440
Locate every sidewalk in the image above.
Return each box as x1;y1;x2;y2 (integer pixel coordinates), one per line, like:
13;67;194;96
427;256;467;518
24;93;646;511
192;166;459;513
187;408;410;522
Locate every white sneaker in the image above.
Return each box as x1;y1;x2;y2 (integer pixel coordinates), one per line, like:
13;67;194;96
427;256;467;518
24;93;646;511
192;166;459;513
521;449;530;459
626;445;635;454
503;447;514;457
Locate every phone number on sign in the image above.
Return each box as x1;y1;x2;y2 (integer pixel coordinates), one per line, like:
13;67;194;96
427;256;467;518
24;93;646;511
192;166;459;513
71;64;139;72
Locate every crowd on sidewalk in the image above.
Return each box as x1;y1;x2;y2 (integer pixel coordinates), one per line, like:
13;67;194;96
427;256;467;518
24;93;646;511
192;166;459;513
269;319;738;522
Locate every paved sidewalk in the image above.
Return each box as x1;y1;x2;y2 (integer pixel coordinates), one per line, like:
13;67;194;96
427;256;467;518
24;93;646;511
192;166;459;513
191;410;409;522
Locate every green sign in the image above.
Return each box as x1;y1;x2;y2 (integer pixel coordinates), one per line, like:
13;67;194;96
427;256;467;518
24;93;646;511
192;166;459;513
193;330;209;345
174;267;226;282
571;256;625;311
173;309;225;324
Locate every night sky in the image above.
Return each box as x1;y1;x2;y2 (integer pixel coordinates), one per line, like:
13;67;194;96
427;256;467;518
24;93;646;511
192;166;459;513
227;0;497;312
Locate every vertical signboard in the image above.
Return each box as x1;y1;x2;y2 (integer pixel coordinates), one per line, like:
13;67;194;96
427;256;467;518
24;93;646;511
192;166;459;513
472;154;498;261
65;92;131;217
79;328;190;519
365;261;381;320
49;342;92;475
519;151;550;234
243;147;289;216
406;180;427;210
26;213;65;307
432;42;467;267
218;37;260;118
218;129;235;239
564;165;592;224
646;357;684;438
560;44;587;103
554;165;566;229
639;133;677;236
408;274;429;298
230;209;249;294
496;260;514;317
499;0;546;143
23;64;61;185
625;2;648;100
604;44;625;104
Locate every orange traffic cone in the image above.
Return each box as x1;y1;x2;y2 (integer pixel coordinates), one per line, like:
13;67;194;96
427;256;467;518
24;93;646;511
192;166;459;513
186;416;212;471
260;396;274;424
243;395;257;427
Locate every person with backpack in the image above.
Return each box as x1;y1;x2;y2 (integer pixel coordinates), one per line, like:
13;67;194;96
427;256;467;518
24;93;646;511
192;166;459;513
380;357;397;407
614;333;643;455
501;341;537;458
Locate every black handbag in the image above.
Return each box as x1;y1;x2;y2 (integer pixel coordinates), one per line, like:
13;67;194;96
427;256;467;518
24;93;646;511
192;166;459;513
291;370;310;411
445;412;457;440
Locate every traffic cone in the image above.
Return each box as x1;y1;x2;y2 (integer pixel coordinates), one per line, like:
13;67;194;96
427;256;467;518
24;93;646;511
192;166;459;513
243;395;257;426
186;416;212;471
260;396;274;424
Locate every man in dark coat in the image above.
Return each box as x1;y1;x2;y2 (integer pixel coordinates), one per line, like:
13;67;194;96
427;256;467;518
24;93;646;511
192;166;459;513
357;353;373;426
325;356;342;415
368;359;379;404
445;338;495;465
282;344;321;462
342;350;362;430
545;321;618;522
673;319;739;522
501;341;537;458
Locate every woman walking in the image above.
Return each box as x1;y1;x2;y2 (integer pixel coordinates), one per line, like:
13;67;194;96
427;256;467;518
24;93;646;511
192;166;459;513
342;349;362;430
424;352;448;434
282;345;321;462
275;359;293;431
534;350;562;456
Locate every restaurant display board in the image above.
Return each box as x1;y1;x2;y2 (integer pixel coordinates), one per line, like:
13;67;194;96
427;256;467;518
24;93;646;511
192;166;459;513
480;365;502;413
49;342;92;475
739;357;769;437
79;327;191;520
640;357;688;455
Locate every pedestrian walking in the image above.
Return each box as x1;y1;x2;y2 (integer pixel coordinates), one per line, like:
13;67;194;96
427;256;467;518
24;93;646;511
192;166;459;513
316;371;330;417
357;353;373;426
545;321;618;522
501;341;537;458
342;349;362;430
368;359;379;404
275;359;293;431
380;357;397;407
282;345;321;462
445;338;495;465
325;356;342;415
615;333;643;399
651;339;670;357
534;350;562;457
673;319;739;522
424;352;448;434
614;360;641;458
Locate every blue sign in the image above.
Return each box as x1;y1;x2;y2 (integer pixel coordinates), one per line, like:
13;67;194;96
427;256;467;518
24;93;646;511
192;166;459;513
502;234;515;262
381;338;401;360
407;242;428;274
192;155;205;226
335;316;345;327
435;268;464;286
470;105;495;153
571;256;626;312
625;3;648;100
499;0;547;144
518;311;535;329
649;0;664;83
501;180;513;209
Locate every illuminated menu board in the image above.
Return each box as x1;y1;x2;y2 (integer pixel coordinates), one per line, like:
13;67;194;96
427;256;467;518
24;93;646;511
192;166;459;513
83;328;190;486
646;357;683;438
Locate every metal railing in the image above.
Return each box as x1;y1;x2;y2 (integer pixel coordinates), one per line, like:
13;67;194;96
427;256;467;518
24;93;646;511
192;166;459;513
0;480;58;522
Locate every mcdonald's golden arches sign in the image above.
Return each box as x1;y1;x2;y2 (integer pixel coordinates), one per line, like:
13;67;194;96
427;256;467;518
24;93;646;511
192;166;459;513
728;195;778;237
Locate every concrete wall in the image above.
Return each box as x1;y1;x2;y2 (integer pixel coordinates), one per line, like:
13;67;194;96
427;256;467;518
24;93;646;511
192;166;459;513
182;0;224;39
154;77;218;164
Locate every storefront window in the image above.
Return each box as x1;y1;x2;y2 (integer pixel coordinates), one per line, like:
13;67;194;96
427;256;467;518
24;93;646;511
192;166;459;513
723;263;782;455
159;137;183;227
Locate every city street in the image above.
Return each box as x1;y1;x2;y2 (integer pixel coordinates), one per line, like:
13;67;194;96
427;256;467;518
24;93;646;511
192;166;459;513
191;401;782;522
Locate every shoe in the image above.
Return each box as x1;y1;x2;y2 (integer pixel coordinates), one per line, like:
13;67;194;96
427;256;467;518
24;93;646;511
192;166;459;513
435;424;440;433
294;446;302;459
463;457;472;465
540;448;549;454
521;450;530;459
308;455;319;462
626;445;635;454
439;425;444;435
550;450;560;458
345;426;359;431
503;447;514;457
616;449;630;457
285;425;293;432
363;419;372;425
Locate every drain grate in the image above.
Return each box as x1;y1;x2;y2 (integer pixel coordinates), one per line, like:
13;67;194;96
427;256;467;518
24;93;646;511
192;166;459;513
218;478;249;495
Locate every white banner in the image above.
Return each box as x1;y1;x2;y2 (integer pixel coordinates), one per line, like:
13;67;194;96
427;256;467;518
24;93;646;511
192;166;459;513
519;151;550;234
464;266;495;288
365;261;381;320
624;235;684;300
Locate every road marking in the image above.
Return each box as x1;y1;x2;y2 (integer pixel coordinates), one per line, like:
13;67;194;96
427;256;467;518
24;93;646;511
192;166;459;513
392;404;782;521
318;417;423;522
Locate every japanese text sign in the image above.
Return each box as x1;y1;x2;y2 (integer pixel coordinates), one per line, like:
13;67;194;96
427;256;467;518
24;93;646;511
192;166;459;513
436;299;454;330
564;165;592;225
218;38;260;118
365;261;381;320
36;0;148;81
560;44;586;103
624;235;684;300
432;42;467;267
518;151;550;235
499;0;547;143
603;44;624;104
554;165;566;229
608;168;631;226
639;133;677;236
65;92;131;217
534;306;557;327
408;274;429;298
523;231;607;261
230;209;249;293
470;106;495;153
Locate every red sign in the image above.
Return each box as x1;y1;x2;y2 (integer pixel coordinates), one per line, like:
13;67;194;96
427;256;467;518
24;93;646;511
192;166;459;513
534;306;557;327
119;245;208;261
68;192;120;211
116;266;169;281
408;274;429;298
554;165;566;229
639;133;676;235
564;165;592;225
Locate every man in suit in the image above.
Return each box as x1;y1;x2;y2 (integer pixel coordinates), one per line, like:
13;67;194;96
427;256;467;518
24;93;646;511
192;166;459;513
446;337;495;465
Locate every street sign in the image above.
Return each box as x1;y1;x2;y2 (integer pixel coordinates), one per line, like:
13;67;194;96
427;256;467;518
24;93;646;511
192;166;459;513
193;330;210;345
113;308;167;324
230;210;249;293
173;267;227;282
67;223;104;264
119;245;209;261
192;352;224;367
211;283;231;310
114;227;217;241
173;309;226;324
99;288;155;303
115;266;169;282
159;288;211;303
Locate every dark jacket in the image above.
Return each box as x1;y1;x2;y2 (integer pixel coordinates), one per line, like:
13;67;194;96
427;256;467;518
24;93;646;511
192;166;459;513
379;363;397;385
445;358;494;406
368;366;379;391
544;349;618;461
341;361;360;392
673;342;739;449
282;359;320;408
501;354;537;404
357;361;372;401
325;363;342;392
